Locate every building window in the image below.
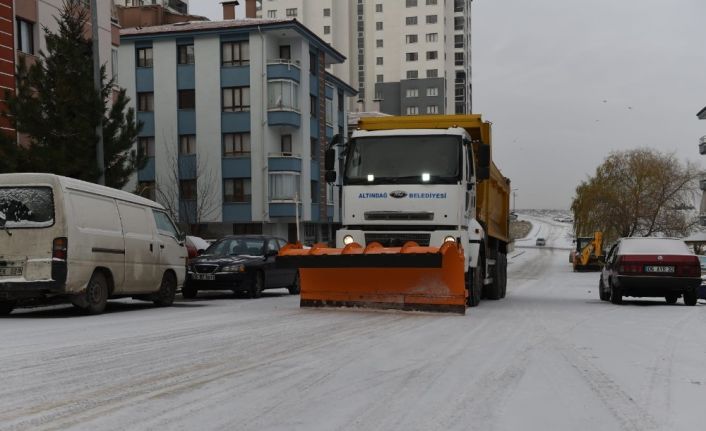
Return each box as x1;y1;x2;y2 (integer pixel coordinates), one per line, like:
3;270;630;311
179;135;196;155
269;173;300;201
406;70;418;79
111;48;119;82
376;57;384;65
310;51;318;75
375;89;383;99
406;0;417;7
455;52;464;66
427;87;439;97
406;88;419;98
268;80;299;111
137;92;154;112
267;10;276;18
178;89;195;110
279;45;291;60
325;98;333;125
224;178;251;203
406;106;419;115
426;105;439;114
426;51;438;60
454;16;464;31
406;52;418;62
338;90;344;111
376;39;383;48
454;0;464;12
324;25;331;35
138;136;155;157
426;33;438;43
311;137;319;159
310;95;318;117
222;87;250;112
286;8;298;17
180;180;196;201
222;41;249;66
138;181;155;200
405;16;418;25
426;0;438;4
17;19;34;54
281;134;293;155
426;69;438;78
323;8;331;16
375;4;383;12
136;47;153;67
406;34;418;44
311;181;319;204
376;22;383;30
177;44;194;65
376;74;384;83
426;15;437;24
454;34;464;48
223;133;251;157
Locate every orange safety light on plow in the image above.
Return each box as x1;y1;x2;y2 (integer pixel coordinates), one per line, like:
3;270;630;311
277;241;467;314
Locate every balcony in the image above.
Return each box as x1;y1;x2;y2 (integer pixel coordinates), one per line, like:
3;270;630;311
267;110;301;128
269;153;302;172
269;202;303;218
267;60;301;83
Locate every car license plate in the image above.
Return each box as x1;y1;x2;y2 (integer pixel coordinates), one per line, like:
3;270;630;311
192;273;215;281
644;265;674;273
0;267;23;277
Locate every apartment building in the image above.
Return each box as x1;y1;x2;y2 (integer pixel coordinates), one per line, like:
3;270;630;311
258;0;473;115
117;0;189;15
120;18;355;241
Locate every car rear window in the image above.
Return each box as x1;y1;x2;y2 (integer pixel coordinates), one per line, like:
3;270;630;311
619;238;691;255
0;187;55;228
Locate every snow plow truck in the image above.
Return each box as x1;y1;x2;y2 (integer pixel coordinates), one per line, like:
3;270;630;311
277;115;512;314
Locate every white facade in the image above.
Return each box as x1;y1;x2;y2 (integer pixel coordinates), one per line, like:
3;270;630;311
257;0;473;114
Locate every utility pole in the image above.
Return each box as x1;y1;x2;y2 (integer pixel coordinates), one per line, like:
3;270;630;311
91;0;105;185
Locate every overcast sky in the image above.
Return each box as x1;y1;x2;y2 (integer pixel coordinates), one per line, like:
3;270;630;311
191;0;706;209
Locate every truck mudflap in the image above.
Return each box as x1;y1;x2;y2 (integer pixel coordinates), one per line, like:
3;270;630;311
277;241;467;314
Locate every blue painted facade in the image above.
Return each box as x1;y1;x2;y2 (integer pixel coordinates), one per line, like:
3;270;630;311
268;111;301;128
177;65;195;89
223;203;252;222
222;158;251;178
267;63;301;83
269;157;302;172
178;110;196;134
138;157;155;182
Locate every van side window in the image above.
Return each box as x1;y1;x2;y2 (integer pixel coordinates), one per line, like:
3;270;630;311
152;210;179;237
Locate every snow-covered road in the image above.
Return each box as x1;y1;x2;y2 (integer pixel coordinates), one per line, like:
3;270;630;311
2;217;705;431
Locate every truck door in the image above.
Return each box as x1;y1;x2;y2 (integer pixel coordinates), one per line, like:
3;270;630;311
117;202;158;293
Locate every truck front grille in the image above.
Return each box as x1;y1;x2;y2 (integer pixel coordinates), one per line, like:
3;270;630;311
364;233;431;247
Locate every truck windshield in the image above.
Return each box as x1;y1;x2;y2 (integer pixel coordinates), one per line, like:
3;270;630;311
344;135;461;185
0;187;55;229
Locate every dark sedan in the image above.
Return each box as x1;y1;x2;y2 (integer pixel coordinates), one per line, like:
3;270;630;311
598;237;701;305
183;235;299;299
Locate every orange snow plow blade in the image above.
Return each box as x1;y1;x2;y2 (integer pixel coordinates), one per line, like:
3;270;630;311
277;242;467;314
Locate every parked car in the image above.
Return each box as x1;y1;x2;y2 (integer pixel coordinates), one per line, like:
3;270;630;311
183;235;299;299
0;173;186;316
598;237;701;305
535;238;546;246
698;255;706;299
185;235;210;259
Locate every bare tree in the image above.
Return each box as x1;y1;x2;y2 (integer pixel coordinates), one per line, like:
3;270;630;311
572;148;702;245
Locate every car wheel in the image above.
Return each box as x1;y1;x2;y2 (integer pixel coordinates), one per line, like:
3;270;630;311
153;272;177;307
250;271;264;299
76;271;109;315
288;271;301;295
684;290;697;306
182;283;197;299
599;277;610;301
609;283;622;305
0;300;16;316
665;294;678;305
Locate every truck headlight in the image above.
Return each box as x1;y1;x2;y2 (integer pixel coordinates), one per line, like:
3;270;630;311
343;235;354;245
444;236;456;243
222;264;246;273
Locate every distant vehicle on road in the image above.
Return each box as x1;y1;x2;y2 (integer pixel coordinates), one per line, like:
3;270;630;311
535;238;546;246
0;173;186;316
184;235;299;299
599;237;701;305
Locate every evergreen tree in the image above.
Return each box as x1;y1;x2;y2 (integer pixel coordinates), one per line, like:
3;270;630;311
1;0;143;188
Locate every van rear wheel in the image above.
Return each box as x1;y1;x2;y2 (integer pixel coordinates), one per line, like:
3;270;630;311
154;272;177;307
0;300;15;316
75;271;109;315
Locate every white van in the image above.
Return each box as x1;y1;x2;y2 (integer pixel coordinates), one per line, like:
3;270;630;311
0;173;186;315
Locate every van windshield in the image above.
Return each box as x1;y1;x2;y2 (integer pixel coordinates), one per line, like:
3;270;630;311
0;187;55;228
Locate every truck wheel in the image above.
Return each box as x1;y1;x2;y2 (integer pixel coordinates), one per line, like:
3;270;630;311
76;271;109;315
609;283;622;305
182;283;197;299
499;253;508;299
288;271;301;295
0;300;16;316
466;262;483;307
665;294;678;304
154;272;177;307
484;254;502;300
250;271;264;299
684;290;697;306
599;278;610;301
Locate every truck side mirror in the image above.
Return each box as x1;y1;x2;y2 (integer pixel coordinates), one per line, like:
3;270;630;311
325;170;337;183
479;144;491;169
324;148;336;171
